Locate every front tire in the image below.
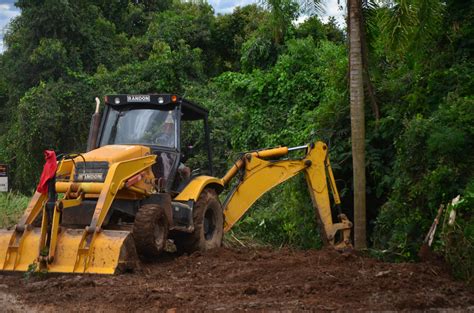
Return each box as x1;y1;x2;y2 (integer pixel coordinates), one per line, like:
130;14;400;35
133;204;169;259
176;188;223;253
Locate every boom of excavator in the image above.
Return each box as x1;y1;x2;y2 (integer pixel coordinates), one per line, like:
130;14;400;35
0;94;352;275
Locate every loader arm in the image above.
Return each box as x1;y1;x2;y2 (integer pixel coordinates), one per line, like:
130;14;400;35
221;141;352;251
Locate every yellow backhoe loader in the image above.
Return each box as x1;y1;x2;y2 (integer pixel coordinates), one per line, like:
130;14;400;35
0;94;352;274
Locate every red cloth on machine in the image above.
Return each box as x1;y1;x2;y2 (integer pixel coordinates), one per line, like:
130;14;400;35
36;150;57;194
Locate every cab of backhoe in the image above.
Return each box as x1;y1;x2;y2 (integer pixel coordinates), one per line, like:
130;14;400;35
95;94;213;193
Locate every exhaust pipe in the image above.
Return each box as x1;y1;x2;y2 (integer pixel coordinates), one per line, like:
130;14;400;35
86;97;102;152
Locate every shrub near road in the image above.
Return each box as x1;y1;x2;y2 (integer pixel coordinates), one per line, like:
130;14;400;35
0;192;29;229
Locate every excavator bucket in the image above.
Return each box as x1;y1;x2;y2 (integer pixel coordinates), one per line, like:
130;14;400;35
0;228;137;274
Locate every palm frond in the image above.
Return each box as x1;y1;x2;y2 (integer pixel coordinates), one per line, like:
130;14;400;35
299;0;325;15
260;0;325;16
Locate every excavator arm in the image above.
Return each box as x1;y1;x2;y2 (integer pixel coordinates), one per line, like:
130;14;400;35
221;141;352;251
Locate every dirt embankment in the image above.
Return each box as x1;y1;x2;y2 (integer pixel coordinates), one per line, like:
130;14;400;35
1;247;473;312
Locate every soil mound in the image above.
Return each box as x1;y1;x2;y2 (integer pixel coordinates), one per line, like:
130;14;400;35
1;247;473;311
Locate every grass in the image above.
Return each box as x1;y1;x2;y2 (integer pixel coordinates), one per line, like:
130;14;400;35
0;192;30;228
224;229;271;249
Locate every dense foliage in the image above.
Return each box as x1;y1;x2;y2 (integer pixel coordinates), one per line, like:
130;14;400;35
0;0;472;281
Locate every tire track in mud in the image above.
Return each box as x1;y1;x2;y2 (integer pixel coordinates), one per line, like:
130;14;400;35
0;284;37;313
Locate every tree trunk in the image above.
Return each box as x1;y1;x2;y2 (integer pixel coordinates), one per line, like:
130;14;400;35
348;0;367;249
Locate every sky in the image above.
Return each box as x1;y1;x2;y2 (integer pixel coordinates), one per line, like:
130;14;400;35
0;0;19;52
0;0;345;52
208;0;345;24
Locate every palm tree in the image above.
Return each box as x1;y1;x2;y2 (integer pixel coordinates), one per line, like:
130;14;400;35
348;0;366;249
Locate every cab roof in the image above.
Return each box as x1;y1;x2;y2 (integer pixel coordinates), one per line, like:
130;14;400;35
104;94;208;121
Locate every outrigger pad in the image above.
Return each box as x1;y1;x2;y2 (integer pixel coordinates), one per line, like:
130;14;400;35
0;228;138;274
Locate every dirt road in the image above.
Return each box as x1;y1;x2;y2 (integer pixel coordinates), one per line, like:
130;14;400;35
1;247;473;311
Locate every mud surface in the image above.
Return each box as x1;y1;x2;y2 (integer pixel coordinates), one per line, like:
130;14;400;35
1;247;473;312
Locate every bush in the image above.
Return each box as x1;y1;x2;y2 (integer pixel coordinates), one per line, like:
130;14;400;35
373;94;474;279
231;177;324;249
440;188;474;285
0;192;30;228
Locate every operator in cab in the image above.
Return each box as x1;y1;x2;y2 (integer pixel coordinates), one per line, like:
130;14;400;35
157;112;191;182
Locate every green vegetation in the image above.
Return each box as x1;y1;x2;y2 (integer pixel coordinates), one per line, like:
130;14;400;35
0;192;29;228
0;0;472;282
440;190;474;284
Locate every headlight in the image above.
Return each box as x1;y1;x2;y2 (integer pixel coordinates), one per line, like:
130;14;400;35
74;162;109;182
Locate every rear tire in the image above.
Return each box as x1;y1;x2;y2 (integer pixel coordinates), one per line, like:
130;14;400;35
175;188;223;253
133;204;169;259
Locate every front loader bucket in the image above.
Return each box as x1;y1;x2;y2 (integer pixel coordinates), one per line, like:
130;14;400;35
0;228;138;274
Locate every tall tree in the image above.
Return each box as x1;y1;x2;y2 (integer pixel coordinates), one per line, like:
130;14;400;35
348;0;366;249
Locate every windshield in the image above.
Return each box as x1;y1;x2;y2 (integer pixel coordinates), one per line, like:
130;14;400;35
100;108;178;148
